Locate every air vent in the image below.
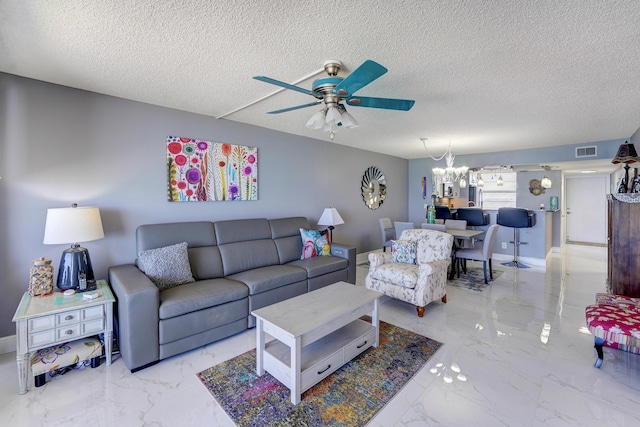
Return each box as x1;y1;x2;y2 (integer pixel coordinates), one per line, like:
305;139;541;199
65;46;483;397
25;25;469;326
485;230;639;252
575;146;597;158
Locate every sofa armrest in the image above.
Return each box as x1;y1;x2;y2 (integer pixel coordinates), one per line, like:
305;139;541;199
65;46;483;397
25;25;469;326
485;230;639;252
108;264;160;372
330;242;357;284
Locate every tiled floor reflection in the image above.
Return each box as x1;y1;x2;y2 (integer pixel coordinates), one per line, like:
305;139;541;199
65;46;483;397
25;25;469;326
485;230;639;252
2;245;640;426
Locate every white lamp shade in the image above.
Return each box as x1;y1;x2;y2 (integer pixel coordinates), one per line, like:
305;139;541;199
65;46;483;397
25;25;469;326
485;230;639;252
541;176;552;188
306;110;326;129
317;208;345;227
340;109;359;128
43;206;105;244
325;105;341;124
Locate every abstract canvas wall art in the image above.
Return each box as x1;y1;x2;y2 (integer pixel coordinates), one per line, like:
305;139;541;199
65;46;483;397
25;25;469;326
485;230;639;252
167;136;258;202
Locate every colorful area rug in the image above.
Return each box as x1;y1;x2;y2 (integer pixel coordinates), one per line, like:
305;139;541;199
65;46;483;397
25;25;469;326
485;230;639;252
197;320;442;427
448;266;503;292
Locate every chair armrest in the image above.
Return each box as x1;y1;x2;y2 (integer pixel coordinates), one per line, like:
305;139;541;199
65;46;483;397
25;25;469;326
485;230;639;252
418;259;450;277
331;242;357;284
108;264;160;371
369;252;392;268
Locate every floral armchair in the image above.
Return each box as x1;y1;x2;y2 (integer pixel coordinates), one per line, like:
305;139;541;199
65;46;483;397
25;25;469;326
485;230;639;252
365;229;453;317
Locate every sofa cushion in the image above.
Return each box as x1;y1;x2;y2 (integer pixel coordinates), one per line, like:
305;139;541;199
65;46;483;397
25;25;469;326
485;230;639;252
188;246;224;280
160;298;248;344
138;242;195;290
391;240;417;264
158;278;248;319
369;263;418;289
227;265;307;295
214;218;271;245
271;217;310;263
136;221;216;252
288;256;348;278
219;240;280;276
300;228;330;259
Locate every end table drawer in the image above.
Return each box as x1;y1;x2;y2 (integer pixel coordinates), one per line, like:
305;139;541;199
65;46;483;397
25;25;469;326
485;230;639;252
56;310;80;326
28;329;56;348
82;318;104;335
28;316;55;333
82;305;104;320
56;325;81;340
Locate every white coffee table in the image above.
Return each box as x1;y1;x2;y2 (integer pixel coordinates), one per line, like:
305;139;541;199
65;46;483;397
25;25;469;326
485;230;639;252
252;281;383;404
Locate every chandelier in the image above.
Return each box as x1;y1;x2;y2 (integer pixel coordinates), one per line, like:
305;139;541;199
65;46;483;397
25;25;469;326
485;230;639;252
421;138;469;187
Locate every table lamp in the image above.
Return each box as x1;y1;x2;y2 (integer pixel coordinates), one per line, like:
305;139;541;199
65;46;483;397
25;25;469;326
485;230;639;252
612;140;640;193
318;208;345;242
43;204;105;291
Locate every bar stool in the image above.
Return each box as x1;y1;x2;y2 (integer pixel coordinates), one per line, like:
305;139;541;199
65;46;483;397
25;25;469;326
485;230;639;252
497;207;535;268
435;206;453;220
455;208;490;228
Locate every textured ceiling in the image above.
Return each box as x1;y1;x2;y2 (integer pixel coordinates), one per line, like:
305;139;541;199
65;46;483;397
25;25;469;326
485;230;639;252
1;0;640;160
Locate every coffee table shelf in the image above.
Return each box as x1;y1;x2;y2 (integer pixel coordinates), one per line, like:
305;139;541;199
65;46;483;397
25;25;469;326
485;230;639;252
264;319;375;393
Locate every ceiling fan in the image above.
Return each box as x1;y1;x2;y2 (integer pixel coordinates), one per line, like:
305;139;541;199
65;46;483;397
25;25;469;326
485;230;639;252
253;59;415;139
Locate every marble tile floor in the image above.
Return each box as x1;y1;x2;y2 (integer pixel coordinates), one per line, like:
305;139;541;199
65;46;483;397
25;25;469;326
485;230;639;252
2;244;640;426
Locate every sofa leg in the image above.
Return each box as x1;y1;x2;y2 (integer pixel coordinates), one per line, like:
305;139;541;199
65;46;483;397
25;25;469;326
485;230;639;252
594;337;605;368
416;306;425;317
441;294;447;303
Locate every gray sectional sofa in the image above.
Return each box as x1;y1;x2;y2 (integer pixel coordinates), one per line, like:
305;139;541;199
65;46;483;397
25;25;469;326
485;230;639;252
108;217;356;372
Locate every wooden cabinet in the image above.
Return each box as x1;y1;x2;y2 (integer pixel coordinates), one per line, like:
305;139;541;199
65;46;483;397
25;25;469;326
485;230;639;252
608;195;640;297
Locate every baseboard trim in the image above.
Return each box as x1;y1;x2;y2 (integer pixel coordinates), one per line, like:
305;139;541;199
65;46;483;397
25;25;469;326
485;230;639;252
0;335;16;355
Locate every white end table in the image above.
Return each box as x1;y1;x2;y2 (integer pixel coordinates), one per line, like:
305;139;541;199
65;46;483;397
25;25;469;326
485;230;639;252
12;279;115;394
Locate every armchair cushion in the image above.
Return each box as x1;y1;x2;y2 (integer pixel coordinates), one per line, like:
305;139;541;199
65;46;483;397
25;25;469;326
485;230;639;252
391;240;417;264
370;263;418;288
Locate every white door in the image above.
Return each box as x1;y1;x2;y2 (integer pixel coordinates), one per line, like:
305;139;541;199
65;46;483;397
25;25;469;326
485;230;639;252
565;175;609;244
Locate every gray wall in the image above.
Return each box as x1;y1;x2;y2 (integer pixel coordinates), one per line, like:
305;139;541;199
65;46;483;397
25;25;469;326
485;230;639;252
0;73;408;338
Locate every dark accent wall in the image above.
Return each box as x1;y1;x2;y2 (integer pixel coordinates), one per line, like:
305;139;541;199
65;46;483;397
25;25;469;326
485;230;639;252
0;73;408;338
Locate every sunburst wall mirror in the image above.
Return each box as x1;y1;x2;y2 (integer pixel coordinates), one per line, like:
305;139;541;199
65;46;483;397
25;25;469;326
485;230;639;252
361;166;386;209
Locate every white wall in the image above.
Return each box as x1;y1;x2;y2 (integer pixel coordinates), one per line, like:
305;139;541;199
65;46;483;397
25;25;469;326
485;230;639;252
0;73;409;338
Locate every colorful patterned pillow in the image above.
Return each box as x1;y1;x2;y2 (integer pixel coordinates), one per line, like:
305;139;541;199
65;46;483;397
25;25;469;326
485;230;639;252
391;240;417;264
300;228;331;259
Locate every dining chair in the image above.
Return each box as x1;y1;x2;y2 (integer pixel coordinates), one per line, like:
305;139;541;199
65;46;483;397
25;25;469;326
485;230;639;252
394;221;415;240
444;219;468;275
379;218;395;252
455;224;500;284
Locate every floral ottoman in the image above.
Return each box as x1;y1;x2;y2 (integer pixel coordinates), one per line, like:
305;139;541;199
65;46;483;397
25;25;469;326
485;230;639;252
30;337;103;387
585;293;640;368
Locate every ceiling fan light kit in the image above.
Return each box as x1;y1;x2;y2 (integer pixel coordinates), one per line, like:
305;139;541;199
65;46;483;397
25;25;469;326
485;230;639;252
254;59;414;140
